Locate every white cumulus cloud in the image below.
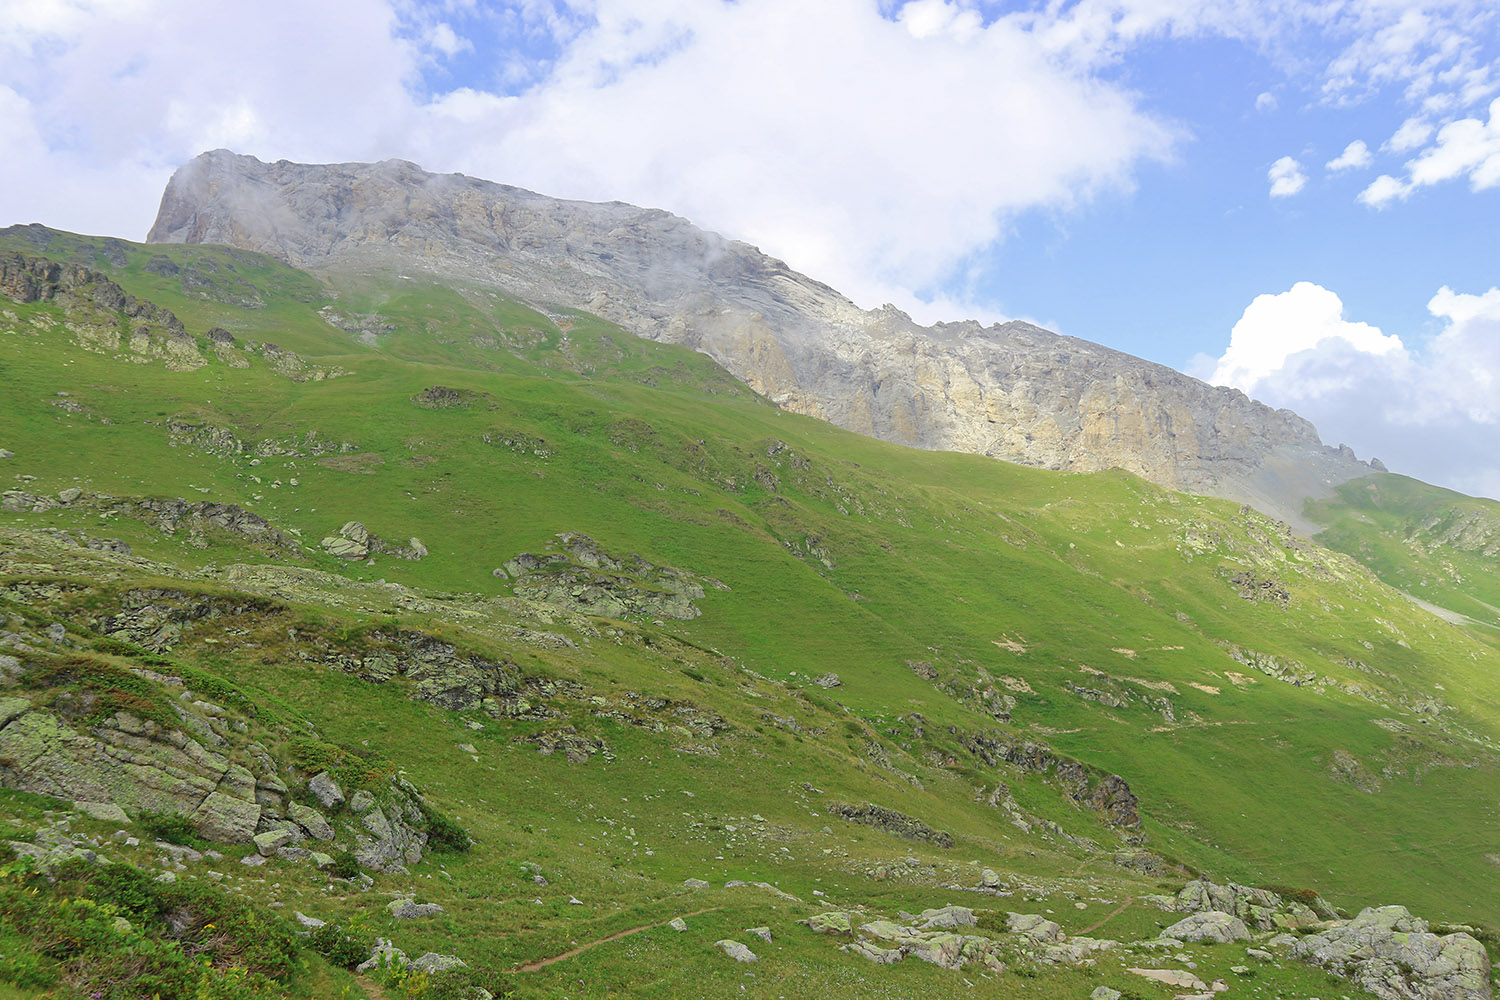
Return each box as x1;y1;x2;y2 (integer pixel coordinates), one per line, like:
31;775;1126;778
1387;116;1434;152
1268;155;1308;197
1358;173;1410;207
1210;282;1405;394
1208;282;1500;499
1326;139;1372;171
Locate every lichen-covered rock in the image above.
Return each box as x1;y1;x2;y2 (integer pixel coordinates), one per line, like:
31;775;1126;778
714;940;757;962
288;801;335;841
307;771;345;809
1292;906;1491;1000
409;953;465;972
1176;877;1329;929
803;911;853;935
1006;912;1063;942
388;898;445;919
253;828;295;856
917;906;976;931
192;792;261;842
1161;910;1250;944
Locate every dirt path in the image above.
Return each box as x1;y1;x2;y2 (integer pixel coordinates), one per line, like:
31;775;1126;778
354;973;390;1000
514;907;724;973
1079;896;1135;936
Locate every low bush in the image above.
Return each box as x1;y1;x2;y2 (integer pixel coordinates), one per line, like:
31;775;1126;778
328;849;361;880
0;857;301;997
136;809;200;846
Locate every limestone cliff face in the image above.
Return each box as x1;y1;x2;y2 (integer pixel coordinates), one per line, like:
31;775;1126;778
149;151;1377;522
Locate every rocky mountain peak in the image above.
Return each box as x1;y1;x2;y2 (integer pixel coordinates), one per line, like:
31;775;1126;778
148;150;1379;526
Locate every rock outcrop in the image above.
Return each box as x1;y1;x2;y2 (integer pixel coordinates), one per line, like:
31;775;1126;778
1291;906;1490;1000
501;532;719;620
148;151;1383;525
1;249;204;371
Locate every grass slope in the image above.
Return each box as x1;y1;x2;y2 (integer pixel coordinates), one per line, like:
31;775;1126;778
1;226;1498;997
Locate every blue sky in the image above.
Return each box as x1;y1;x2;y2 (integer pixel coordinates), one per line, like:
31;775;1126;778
2;0;1498;496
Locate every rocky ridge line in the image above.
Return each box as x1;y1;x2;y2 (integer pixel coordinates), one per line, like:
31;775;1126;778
148;150;1383;526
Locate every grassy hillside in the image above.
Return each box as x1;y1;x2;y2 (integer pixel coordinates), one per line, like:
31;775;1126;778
1;226;1498;999
1307;473;1500;631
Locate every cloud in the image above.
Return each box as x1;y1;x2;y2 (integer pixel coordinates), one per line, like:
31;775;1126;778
1358;173;1410;207
1406;97;1500;191
1386;116;1433;152
1326;139;1372;171
1208;282;1500;499
0;0;1192;321
1255;91;1277;112
1268;155;1307;197
1354;97;1500;208
1210;282;1405;393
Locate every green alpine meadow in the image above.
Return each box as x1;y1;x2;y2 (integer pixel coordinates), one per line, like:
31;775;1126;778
1;182;1499;1000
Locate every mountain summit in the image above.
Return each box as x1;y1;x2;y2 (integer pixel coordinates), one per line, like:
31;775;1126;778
150;150;1378;526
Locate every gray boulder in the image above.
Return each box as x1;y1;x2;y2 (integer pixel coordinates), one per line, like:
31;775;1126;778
288;801;334;841
916;905;976;930
802;911;853;935
253;828;295;856
1161;910;1251;944
307;771;345;809
715;940;757;962
1007;912;1063;942
388;897;444;919
1292;906;1491;1000
409;953;465;972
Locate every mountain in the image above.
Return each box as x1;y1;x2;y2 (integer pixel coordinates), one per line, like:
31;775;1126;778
147;150;1380;529
0;179;1497;998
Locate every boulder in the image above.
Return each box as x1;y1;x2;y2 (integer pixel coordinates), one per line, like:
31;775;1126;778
1006;912;1063;942
1091;989;1122;1000
669;917;688;932
917;905;976;930
288;801;335;841
253;828;295;857
714;940;757;962
193;792;261;843
682;877;710;889
979;867;1003;888
409;953;465;973
1129;968;1208;992
388;897;444;919
1161;910;1250;944
357;938;409;973
803;911;853;935
307;771;345;809
745;926;772;944
1292;906;1491;1000
845;940;904;964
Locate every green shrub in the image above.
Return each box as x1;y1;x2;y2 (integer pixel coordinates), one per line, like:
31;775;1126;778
0;857;299;997
328;849;361;880
26;655;178;729
137;809;200;847
420;803;472;854
309;918;368;968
